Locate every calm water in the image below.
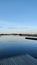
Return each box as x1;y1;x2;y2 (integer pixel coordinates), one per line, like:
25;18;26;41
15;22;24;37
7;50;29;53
0;36;37;59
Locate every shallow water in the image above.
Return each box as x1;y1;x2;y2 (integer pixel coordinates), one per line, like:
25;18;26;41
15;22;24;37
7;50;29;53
0;36;37;59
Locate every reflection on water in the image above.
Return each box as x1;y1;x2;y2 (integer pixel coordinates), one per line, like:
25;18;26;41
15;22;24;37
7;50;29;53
0;36;37;59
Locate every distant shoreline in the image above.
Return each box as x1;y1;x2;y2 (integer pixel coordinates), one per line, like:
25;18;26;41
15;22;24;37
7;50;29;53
0;33;37;37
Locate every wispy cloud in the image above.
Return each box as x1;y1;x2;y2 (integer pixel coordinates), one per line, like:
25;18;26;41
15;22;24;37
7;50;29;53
0;20;37;29
0;20;37;34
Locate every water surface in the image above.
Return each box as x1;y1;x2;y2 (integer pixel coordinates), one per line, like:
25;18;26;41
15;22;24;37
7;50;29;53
0;36;37;59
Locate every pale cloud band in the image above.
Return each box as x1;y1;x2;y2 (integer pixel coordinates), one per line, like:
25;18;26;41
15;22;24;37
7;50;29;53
0;20;37;34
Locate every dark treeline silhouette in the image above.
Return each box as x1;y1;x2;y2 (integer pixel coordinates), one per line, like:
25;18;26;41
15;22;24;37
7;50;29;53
0;33;37;37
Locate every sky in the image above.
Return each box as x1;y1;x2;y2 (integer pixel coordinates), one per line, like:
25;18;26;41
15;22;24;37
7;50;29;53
0;0;37;33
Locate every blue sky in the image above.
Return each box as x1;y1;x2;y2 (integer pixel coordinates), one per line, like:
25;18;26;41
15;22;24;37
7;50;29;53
0;0;37;33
